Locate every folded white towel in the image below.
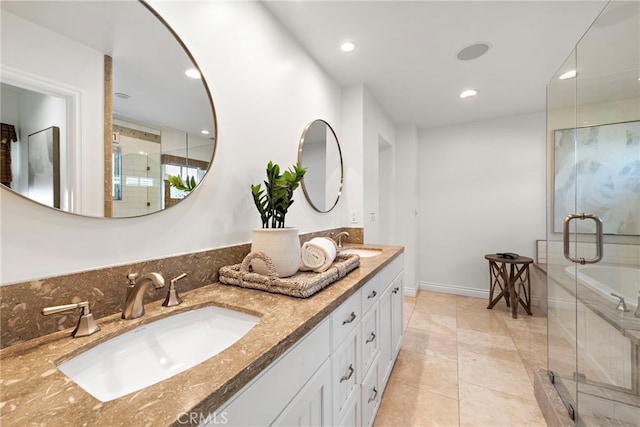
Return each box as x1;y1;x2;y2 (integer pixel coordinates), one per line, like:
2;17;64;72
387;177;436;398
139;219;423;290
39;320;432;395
299;237;337;273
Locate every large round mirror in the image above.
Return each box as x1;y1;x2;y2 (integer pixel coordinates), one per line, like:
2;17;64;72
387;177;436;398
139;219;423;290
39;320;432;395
0;0;216;218
297;119;343;212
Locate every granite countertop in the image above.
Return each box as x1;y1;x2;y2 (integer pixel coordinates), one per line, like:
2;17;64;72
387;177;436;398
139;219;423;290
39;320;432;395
0;244;403;427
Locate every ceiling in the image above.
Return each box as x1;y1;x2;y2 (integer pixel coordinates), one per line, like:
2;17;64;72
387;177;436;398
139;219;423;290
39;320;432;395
262;0;609;129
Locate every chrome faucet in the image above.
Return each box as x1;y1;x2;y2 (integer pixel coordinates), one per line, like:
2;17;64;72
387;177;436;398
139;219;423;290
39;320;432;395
611;293;629;312
333;231;350;248
122;272;165;319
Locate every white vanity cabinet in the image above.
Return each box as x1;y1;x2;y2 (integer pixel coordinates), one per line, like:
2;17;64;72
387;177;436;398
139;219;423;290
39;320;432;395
211;253;404;427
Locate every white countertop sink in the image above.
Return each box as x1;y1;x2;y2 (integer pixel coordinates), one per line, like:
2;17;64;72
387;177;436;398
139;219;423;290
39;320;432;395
340;247;383;258
57;306;259;402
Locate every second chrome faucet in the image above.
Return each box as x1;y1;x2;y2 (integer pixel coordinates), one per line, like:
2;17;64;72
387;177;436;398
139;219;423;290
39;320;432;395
122;272;165;319
333;231;350;248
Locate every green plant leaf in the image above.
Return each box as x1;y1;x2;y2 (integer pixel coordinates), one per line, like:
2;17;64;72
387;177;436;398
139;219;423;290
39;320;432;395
168;175;197;192
251;161;306;228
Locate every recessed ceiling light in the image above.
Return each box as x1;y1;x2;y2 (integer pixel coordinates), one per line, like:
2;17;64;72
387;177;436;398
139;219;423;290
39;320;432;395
457;43;491;61
559;70;577;80
340;41;356;53
201;129;210;135
460;89;479;99
185;68;201;79
114;92;130;99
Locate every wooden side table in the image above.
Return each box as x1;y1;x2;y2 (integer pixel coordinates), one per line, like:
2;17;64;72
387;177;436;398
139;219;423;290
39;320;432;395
484;254;533;319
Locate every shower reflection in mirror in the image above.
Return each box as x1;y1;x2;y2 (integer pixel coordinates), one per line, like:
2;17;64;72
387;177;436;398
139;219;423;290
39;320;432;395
110;123;211;217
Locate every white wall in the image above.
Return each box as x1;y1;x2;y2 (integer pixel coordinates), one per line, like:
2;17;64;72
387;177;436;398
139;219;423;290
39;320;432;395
341;85;365;228
394;124;419;296
363;87;395;244
0;1;346;285
417;111;546;298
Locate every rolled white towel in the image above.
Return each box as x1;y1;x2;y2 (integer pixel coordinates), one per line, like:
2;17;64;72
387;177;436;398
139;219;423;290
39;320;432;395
299;237;337;273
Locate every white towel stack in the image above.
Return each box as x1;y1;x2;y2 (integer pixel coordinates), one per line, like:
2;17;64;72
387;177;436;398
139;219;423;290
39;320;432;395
299;237;337;273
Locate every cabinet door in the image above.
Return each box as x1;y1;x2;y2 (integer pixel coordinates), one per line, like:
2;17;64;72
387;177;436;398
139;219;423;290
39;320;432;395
390;272;404;360
361;358;380;427
336;383;361;427
272;359;332;427
332;327;359;419
378;285;393;387
360;303;379;375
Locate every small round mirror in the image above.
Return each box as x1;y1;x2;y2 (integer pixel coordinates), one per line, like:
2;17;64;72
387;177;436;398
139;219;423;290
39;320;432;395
297;119;343;212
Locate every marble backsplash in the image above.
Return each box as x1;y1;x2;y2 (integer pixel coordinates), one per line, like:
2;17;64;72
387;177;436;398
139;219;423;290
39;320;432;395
0;227;363;348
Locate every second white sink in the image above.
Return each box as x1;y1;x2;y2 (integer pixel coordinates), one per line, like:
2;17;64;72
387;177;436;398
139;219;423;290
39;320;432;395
57;306;259;402
340;248;383;258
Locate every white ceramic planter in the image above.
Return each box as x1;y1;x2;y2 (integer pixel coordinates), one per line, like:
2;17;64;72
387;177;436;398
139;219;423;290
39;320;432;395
251;228;301;277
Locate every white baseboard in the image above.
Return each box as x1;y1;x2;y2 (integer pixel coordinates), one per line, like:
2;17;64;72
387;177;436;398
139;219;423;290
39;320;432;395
403;287;417;297
418;281;488;299
418;281;542;307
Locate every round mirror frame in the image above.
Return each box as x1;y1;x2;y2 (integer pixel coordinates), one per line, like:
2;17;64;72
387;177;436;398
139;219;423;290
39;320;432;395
297;119;343;213
0;0;217;219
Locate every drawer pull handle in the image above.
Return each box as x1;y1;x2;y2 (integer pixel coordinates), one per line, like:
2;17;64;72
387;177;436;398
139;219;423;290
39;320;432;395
368;386;378;403
392;287;400;294
367;290;377;299
366;332;376;344
342;312;356;325
340;364;354;382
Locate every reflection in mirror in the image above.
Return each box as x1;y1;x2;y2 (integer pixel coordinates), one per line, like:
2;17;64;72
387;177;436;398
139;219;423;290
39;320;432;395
27;126;60;209
0;0;216;218
298;119;343;213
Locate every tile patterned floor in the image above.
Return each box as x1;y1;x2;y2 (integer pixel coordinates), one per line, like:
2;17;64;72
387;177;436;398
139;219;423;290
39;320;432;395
374;290;548;427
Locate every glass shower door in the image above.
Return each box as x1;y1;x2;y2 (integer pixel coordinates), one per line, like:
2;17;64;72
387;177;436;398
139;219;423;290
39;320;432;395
573;1;640;425
548;2;640;425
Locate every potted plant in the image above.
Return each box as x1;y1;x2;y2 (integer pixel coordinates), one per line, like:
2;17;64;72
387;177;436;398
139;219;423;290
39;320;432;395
250;161;306;277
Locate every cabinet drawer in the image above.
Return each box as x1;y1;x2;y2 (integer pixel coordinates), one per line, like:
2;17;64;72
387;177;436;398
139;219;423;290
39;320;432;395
378;254;403;287
360;275;382;315
360;304;379;375
332;327;359;419
361;357;380;427
332;290;362;350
